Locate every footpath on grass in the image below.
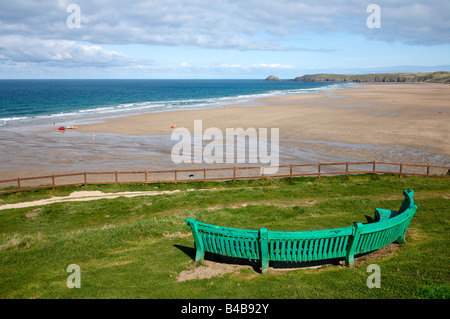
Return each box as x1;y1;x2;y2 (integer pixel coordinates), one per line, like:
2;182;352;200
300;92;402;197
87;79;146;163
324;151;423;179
0;189;190;210
1;185;446;211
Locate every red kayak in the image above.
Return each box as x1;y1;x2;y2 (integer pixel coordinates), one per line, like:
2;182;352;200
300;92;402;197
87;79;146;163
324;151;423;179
58;126;66;130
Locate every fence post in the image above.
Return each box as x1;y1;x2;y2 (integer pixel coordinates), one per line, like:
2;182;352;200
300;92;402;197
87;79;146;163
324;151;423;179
318;162;321;179
399;163;403;178
290;164;293;178
203;168;206;182
174;169;177;183
145;170;148;184
115;170;118;183
17;177;21;192
233;167;236;182
84;172;87;186
261;166;264;178
52;175;55;190
373;161;376;174
426;165;430;177
346;162;349;176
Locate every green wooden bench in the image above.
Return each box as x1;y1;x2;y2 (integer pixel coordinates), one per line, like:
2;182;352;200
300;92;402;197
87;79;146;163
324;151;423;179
186;189;417;273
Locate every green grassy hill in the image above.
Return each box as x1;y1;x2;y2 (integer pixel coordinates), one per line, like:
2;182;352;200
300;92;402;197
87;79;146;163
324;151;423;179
292;71;450;83
0;174;449;299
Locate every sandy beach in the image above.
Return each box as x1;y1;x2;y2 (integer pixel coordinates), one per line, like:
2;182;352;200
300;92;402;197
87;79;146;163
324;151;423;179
77;83;450;155
1;82;449;182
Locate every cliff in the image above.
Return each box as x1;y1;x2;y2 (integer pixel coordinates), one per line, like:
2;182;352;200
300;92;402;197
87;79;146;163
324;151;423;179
291;71;450;84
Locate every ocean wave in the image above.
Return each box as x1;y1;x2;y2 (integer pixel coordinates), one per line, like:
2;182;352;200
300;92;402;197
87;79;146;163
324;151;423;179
0;116;28;122
0;82;352;128
0;116;29;126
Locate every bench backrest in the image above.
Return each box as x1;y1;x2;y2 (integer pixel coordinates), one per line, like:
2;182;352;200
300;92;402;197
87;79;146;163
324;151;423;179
185;219;261;260
185;218;356;262
266;227;353;262
186;189;417;271
356;209;415;254
357;191;417;253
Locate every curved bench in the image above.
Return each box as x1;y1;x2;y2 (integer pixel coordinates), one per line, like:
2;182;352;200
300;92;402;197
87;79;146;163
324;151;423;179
186;189;417;273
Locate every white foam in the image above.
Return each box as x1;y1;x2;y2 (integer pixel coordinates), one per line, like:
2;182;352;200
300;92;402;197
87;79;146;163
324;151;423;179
0;82;352;128
0;116;28;122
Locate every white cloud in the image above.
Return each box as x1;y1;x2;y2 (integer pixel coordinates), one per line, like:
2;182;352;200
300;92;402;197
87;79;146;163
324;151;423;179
0;36;135;67
220;63;295;70
0;0;448;77
2;0;447;51
258;63;295;69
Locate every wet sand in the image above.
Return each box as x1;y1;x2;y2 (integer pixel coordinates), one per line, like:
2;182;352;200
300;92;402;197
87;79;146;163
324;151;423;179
76;83;450;155
1;83;449;182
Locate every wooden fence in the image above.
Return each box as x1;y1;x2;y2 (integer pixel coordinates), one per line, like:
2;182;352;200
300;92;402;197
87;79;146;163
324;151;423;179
0;161;448;194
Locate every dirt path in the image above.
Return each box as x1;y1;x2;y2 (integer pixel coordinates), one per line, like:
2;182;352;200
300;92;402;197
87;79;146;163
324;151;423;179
0;190;186;210
1;187;446;211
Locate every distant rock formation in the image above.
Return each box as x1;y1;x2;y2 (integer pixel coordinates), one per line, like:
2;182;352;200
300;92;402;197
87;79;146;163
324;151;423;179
264;75;280;81
290;71;450;84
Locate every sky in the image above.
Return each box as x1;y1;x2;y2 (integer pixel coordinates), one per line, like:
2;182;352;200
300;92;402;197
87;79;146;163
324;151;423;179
0;0;449;79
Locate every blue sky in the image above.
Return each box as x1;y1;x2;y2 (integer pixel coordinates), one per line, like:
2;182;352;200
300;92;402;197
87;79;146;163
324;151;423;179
0;0;449;79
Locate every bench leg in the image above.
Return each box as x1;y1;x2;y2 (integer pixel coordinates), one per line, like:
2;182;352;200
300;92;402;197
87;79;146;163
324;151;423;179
397;231;406;245
186;219;205;262
261;259;269;274
345;222;363;267
345;254;355;267
194;244;205;262
259;228;269;274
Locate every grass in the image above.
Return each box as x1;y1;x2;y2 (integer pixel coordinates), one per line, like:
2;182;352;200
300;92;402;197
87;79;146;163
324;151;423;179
0;174;449;299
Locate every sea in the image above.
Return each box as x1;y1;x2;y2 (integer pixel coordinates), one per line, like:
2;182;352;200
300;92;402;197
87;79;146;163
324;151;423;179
0;79;347;128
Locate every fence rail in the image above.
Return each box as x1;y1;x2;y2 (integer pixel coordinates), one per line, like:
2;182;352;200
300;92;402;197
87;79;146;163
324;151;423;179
0;161;448;194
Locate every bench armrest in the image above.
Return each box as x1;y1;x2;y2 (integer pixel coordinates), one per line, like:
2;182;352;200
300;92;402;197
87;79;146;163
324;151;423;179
398;189;414;214
374;208;398;222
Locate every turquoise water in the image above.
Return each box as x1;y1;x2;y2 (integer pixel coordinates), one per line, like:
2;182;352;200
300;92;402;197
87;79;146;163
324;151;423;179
0;79;344;127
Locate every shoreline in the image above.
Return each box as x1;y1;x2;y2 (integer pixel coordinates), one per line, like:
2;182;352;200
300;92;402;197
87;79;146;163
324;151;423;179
74;82;450;153
1;80;345;131
1;82;449;181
